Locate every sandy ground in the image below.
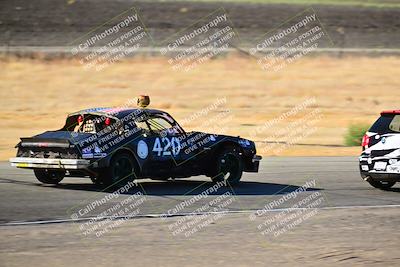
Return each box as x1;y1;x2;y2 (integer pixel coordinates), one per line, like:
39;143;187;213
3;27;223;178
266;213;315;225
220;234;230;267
1;207;400;267
1;55;400;159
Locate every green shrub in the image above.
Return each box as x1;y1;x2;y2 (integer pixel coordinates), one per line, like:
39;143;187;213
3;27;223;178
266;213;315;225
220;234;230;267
344;124;370;146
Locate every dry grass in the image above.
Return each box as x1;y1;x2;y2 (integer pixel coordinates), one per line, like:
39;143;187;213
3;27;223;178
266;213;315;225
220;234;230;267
1;54;400;159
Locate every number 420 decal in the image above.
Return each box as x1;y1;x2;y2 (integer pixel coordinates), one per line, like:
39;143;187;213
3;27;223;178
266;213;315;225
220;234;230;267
152;137;181;156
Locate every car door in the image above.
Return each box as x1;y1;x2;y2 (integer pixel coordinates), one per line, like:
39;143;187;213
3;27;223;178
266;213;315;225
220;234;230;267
134;115;183;176
148;115;209;169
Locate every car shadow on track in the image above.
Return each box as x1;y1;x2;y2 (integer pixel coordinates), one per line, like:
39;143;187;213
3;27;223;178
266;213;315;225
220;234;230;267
52;179;322;196
383;187;400;192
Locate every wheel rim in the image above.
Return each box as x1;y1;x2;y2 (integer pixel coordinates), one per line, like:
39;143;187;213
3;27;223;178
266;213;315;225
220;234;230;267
112;157;133;182
220;153;240;181
378;181;395;187
45;170;63;180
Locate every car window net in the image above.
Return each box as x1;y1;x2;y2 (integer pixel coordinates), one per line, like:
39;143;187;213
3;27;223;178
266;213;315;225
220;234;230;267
147;118;171;132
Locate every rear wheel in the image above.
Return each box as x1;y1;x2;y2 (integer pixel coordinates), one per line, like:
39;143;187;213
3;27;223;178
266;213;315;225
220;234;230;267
34;169;65;184
97;153;137;187
211;146;243;185
368;180;396;190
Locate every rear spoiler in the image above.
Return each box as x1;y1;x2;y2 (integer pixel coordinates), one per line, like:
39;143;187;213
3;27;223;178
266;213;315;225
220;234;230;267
381;110;400;115
19;138;72;148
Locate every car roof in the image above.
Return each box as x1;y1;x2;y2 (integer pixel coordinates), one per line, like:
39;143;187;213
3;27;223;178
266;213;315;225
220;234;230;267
69;107;166;119
381;110;400;115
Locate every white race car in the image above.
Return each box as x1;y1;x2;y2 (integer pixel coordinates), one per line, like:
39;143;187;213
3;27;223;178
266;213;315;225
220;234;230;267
359;110;400;189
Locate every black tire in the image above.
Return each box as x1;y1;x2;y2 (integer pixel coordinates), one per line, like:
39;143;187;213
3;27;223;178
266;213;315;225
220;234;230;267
90;176;99;185
34;169;65;184
368;180;396;190
97;153;137;187
211;146;243;185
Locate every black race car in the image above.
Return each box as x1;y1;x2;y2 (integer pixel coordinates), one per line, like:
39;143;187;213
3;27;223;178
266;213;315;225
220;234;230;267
10;105;261;187
359;110;400;189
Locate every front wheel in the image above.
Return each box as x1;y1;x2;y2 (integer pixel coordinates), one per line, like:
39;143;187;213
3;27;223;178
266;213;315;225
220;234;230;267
34;169;65;184
368;180;396;190
211;146;243;185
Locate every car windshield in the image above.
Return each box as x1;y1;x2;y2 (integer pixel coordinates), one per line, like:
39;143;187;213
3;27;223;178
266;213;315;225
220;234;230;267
369;114;400;134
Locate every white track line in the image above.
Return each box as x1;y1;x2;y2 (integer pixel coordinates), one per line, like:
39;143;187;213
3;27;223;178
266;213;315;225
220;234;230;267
2;204;400;227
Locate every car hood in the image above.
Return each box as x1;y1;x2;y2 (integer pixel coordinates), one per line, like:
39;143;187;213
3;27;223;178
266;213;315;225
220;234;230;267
185;131;255;149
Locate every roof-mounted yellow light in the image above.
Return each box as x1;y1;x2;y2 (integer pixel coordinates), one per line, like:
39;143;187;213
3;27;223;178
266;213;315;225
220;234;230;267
137;95;150;108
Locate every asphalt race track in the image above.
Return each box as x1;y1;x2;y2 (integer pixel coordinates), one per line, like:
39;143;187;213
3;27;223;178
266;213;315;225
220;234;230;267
1;157;400;266
1;157;399;224
2;0;400;48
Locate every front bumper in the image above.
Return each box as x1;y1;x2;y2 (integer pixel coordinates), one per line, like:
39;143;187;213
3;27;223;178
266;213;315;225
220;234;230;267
244;155;262;172
9;157;90;169
359;156;400;181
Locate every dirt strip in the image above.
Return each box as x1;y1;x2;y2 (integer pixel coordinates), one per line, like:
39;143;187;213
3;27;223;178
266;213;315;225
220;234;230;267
1;207;399;266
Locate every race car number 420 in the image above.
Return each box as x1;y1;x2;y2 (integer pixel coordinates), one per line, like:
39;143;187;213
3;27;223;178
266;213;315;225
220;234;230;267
153;137;181;156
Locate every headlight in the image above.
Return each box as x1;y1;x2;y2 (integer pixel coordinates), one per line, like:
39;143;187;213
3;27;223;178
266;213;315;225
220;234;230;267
238;139;251;147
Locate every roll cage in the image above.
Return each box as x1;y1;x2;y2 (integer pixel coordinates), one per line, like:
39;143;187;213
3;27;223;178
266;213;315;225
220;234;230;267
62;110;186;136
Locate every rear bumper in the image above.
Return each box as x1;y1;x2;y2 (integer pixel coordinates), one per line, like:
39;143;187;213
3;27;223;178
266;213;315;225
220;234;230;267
9;157;90;169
